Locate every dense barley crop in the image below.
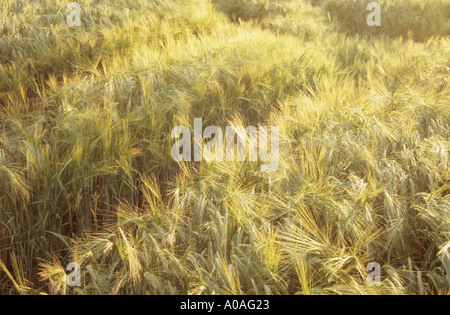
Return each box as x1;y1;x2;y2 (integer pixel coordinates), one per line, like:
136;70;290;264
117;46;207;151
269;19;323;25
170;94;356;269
0;0;449;295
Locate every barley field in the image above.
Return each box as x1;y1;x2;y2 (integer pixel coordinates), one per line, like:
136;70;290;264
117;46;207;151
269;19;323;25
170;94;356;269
0;0;449;295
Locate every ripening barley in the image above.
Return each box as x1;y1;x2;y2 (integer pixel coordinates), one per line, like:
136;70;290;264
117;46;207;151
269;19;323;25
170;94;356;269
0;0;449;295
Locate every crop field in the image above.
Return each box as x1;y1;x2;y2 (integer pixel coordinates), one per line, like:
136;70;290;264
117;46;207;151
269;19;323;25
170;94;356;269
0;0;449;295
